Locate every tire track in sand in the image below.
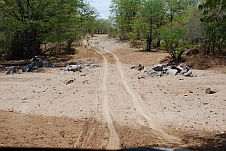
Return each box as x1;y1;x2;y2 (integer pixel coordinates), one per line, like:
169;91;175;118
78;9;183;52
94;48;120;150
104;49;182;144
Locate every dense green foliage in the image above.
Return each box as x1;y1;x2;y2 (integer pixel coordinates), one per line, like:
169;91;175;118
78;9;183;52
199;0;226;54
109;0;225;61
94;19;111;34
0;0;97;59
0;0;225;61
131;0;165;51
110;0;142;39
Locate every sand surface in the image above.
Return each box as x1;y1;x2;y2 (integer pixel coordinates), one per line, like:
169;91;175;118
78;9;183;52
0;35;225;150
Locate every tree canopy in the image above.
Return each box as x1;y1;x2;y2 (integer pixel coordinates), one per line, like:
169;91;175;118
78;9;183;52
0;0;225;61
109;0;226;62
199;0;226;54
0;0;98;59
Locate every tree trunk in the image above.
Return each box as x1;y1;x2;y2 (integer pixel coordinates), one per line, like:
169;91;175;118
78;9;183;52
25;28;40;58
157;40;160;48
218;41;221;54
176;50;185;63
212;45;215;55
147;19;153;52
67;39;73;50
212;34;215;55
207;42;210;55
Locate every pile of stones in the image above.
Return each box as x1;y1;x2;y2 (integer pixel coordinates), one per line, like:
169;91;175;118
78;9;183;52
131;63;196;77
59;62;101;75
5;56;54;74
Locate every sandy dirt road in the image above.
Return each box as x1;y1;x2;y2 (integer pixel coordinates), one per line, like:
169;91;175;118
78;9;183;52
0;35;226;150
93;40;183;149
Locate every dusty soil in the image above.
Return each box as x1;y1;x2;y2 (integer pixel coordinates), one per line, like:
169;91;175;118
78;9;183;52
0;35;226;150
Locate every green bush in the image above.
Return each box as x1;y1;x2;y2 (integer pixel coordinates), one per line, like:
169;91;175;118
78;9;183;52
159;26;190;62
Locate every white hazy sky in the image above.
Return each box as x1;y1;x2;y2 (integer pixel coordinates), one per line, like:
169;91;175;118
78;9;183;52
86;0;111;19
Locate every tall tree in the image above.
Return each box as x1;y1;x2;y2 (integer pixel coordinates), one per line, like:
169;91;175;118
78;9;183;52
94;19;111;34
159;23;189;62
131;0;165;51
79;5;98;37
184;6;205;45
110;0;141;39
156;0;200;62
0;0;96;59
199;0;226;54
165;0;186;23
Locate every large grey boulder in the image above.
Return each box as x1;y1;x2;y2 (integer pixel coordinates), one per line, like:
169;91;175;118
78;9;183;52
146;68;163;77
21;63;35;72
152;64;163;71
183;70;192;76
21;56;54;72
65;65;82;72
163;66;172;72
166;69;178;76
180;66;190;75
36;60;54;68
146;68;155;75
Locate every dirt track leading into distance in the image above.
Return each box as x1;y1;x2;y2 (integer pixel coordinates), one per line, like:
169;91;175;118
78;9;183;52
0;35;226;150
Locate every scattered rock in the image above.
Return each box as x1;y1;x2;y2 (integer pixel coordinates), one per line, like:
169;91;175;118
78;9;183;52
138;75;145;79
143;63;196;77
183;70;192;76
21;62;35;72
22;97;29;100
146;68;155;75
89;64;101;68
65;79;75;85
163;66;172;72
179;66;189;75
36;60;54;68
5;56;54;74
65;65;82;72
152;64;163;71
22;97;29;103
176;65;183;72
5;66;16;74
23;56;54;72
63;63;101;73
138;65;144;71
130;64;144;71
42;87;48;92
81;73;87;76
206;88;216;94
17;69;23;74
8;109;14;112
